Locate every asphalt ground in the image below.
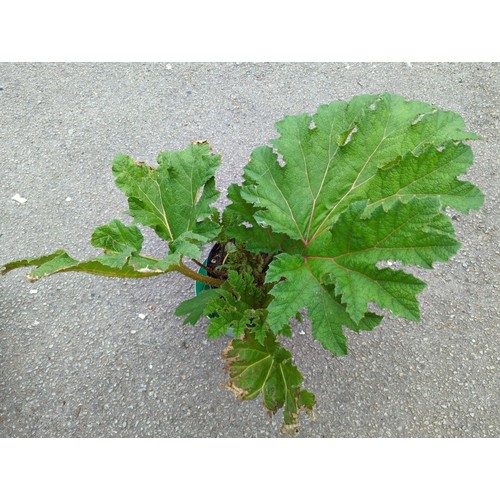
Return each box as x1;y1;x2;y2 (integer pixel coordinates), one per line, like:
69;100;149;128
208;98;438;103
0;62;498;437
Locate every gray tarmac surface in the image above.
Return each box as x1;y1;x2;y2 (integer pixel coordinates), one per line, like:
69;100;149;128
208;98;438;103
0;62;498;437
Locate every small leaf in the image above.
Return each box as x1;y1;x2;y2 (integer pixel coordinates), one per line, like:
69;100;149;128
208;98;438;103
223;331;315;434
91;219;143;253
1;249;165;282
91;219;144;268
174;289;221;325
202;271;270;341
112;142;221;250
3;143;224;283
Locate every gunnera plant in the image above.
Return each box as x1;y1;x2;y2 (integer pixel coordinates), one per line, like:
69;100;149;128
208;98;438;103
1;93;484;434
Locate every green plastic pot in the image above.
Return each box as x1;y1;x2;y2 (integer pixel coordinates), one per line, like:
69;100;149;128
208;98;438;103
194;259;211;297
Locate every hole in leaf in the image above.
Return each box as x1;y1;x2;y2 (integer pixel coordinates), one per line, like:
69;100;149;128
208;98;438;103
369;97;383;111
274;150;285;168
344;126;358;145
376;260;404;270
337;126;358;146
194;186;203;203
412;108;437;125
411;113;427;125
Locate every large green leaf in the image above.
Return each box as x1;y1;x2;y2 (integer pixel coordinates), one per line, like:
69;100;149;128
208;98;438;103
240;93;481;245
241;93;483;355
222;331;315;435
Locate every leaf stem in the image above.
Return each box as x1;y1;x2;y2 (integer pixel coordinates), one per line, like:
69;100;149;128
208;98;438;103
170;262;224;287
191;258;226;278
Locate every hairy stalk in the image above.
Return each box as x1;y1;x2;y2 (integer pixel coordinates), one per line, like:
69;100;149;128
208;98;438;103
170;261;224;287
191;258;226;278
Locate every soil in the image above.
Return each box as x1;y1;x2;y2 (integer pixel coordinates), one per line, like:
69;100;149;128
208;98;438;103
206;243;227;278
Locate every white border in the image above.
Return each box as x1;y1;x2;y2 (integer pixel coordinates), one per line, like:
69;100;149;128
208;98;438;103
0;1;497;61
1;439;497;498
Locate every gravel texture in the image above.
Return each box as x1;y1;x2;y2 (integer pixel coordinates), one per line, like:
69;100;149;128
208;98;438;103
0;62;498;438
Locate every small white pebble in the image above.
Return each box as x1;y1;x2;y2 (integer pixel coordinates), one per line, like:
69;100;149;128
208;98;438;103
138;313;146;320
33;320;40;326
65;196;72;202
131;330;137;334
299;330;305;336
12;193;27;204
166;63;172;70
29;289;38;294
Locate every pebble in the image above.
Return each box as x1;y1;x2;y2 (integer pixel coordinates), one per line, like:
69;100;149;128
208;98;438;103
12;193;27;204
